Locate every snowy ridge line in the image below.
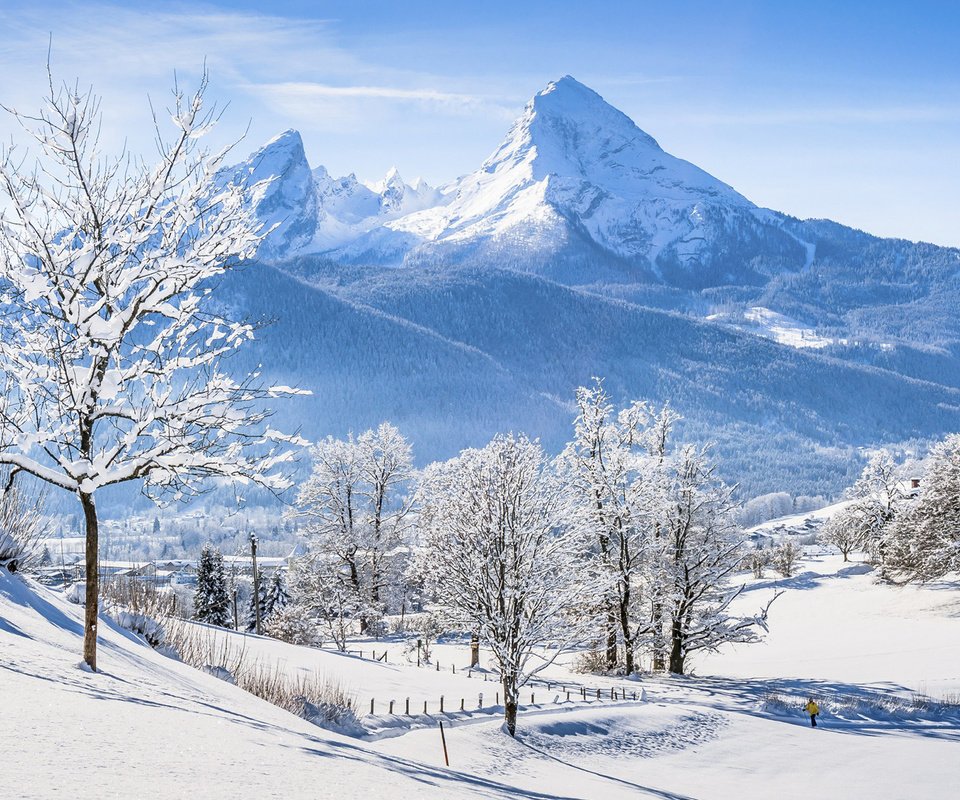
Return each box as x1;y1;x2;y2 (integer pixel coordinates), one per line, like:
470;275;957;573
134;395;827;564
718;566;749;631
356;699;647;742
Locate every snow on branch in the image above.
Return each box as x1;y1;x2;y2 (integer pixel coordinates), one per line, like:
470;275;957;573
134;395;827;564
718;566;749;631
0;71;303;503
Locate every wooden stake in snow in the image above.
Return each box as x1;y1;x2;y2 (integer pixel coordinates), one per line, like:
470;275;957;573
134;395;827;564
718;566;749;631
438;721;450;766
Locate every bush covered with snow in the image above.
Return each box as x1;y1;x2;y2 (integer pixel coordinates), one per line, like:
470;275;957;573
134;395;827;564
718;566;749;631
65;582;86;605
263;604;319;646
114;611;165;648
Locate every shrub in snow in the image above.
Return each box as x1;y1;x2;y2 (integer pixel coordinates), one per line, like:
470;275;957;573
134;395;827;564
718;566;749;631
101;576;179;619
263;604;319;646
296;692;362;735
771;540;802;578
115;611;165;648
742;548;771;579
65;582;86;605
573;648;618;675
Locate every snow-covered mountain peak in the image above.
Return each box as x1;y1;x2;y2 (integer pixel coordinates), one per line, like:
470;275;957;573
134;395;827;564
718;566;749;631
372;76;764;277
222;128;317;259
245;129;309;179
230;79;812;287
526;74;663;156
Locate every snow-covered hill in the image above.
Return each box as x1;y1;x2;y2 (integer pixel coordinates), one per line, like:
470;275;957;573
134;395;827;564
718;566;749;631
0;571;529;799
6;552;956;799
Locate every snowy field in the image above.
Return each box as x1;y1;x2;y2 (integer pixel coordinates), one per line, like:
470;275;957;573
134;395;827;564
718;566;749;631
2;552;958;799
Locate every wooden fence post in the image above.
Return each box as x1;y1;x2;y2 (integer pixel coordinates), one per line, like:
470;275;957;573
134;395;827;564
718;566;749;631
460;698;465;711
405;697;410;715
370;698;375;715
440;695;444;713
389;700;394;714
424;700;428;714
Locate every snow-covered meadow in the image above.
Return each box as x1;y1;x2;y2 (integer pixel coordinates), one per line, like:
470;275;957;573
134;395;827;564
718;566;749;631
2;548;957;799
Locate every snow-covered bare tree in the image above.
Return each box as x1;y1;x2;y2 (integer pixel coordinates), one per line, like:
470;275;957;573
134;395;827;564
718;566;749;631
662;445;779;675
0;74;302;670
417;433;589;736
886;434;960;582
560;379;679;674
295;422;413;633
820;509;861;562
194;544;231;627
771;539;802;577
825;453;904;576
290;551;356;651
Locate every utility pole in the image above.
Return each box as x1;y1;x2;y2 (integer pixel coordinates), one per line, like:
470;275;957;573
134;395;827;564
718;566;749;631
249;532;262;635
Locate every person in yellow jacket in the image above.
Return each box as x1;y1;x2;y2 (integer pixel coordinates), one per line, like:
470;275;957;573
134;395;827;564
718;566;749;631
805;698;820;727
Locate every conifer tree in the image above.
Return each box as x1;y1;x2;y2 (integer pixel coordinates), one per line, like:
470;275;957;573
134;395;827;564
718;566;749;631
263;567;291;620
194;544;231;627
245;578;268;633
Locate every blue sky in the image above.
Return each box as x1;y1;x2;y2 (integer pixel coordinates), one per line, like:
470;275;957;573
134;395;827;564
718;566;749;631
0;1;957;245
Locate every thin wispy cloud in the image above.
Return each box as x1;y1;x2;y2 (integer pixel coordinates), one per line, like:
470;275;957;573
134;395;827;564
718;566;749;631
673;105;960;126
244;81;517;126
0;3;515;158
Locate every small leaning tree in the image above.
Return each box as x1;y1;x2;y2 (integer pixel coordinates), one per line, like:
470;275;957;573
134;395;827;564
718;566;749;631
0;73;302;670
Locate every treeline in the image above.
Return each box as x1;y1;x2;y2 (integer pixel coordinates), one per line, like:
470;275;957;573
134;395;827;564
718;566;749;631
194;379;789;734
821;437;960;582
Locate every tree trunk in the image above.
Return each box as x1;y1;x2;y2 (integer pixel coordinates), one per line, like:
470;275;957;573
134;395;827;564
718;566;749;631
80;491;99;672
470;631;480;667
668;617;685;675
605;604;618;671
503;677;518;737
620;592;634;674
652;601;666;672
